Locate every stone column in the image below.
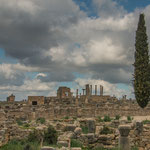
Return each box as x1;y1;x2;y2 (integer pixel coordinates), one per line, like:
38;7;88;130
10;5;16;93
100;85;103;96
118;125;131;150
76;89;78;98
95;85;97;95
82;89;85;95
86;84;90;96
90;85;92;95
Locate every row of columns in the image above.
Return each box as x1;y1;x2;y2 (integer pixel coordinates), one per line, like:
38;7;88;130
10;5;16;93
76;84;104;98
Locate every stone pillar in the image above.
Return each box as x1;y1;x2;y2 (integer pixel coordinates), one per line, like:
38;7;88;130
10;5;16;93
118;125;131;150
82;89;85;95
90;85;92;95
95;85;97;95
76;89;78;98
100;85;103;96
86;84;90;96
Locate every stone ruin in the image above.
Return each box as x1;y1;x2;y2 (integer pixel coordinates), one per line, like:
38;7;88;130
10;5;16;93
7;94;15;102
1;85;150;149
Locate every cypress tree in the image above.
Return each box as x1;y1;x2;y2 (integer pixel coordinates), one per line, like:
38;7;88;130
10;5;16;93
133;13;150;108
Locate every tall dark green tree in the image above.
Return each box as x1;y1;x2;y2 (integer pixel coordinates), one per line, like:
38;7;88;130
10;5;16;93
133;13;150;108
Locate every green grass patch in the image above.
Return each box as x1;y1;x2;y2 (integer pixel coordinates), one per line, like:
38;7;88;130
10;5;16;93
97;116;104;122
36;117;46;124
81;125;89;134
100;126;113;135
71;139;82;148
103;115;111;122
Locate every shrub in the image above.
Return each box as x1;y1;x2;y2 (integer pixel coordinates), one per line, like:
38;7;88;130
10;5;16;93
16;119;23;126
43;125;58;145
97;116;103;122
27;130;41;143
24;144;32;150
36;117;46;124
23;123;30;128
127;116;132;121
115;115;120;120
71;139;82;148
81;125;89;134
142;119;150;124
64;116;69;120
100;126;113;135
103;115;111;122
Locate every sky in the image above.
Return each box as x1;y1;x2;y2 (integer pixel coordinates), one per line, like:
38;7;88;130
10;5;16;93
0;0;150;100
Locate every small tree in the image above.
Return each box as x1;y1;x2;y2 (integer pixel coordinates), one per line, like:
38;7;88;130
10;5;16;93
133;13;150;108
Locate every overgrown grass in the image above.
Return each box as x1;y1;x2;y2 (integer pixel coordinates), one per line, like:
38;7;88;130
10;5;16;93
0;125;58;150
0;140;40;150
71;139;82;148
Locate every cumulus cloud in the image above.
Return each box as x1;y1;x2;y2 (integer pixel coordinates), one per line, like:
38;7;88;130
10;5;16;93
0;0;150;99
0;64;25;86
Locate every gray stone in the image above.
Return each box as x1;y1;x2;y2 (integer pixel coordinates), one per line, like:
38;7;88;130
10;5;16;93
74;127;82;135
71;148;82;150
64;125;76;132
41;146;56;150
118;125;131;150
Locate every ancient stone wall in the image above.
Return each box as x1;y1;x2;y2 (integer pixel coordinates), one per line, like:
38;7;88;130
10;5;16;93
28;96;45;105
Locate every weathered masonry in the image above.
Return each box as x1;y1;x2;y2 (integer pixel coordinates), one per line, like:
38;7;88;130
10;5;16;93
28;96;45;105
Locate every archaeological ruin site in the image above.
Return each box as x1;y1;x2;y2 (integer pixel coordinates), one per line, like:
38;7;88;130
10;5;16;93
1;84;150;150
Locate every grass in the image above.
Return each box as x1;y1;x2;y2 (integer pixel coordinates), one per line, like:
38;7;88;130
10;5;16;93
71;139;83;148
36;117;46;124
0;140;40;150
100;126;113;135
103;115;111;122
81;125;89;134
97;116;104;122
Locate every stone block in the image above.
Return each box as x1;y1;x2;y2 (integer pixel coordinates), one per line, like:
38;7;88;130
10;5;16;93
64;125;76;132
71;148;82;150
41;147;56;150
74;127;82;135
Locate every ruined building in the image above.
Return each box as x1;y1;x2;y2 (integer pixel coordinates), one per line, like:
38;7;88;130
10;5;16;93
57;86;73;99
28;96;45;105
7;94;15;102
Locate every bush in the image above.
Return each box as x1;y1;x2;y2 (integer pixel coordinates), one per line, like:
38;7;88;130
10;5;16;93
43;125;58;145
142;119;150;124
115;115;120;120
64;116;69;120
16;119;23;126
81;125;89;134
71;139;82;148
97;116;103;122
23;123;30;128
127;116;132;121
36;117;46;124
100;126;113;135
103;115;111;122
27;130;41;143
